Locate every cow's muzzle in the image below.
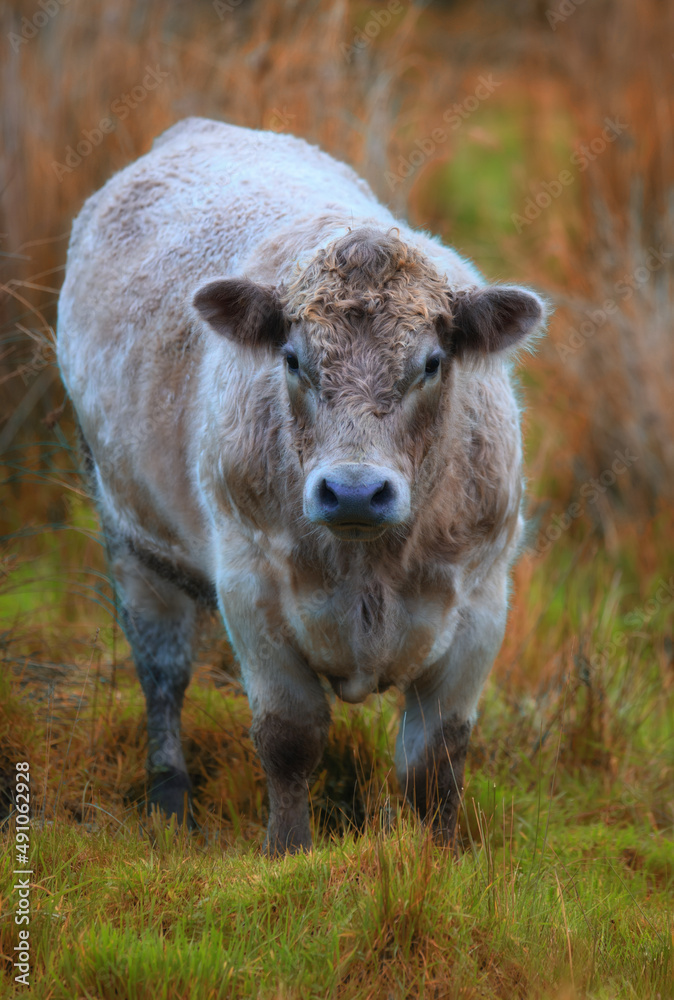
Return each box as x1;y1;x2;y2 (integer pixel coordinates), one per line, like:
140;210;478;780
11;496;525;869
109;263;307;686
304;463;410;540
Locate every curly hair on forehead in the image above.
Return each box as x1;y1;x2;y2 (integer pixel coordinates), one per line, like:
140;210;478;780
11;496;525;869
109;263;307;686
284;226;452;330
280;228;457;415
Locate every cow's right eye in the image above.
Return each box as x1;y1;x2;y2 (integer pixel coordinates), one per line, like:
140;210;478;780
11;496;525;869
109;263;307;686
285;351;299;372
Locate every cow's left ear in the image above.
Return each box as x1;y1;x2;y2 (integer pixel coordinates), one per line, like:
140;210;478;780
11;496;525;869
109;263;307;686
444;285;546;357
193;278;286;349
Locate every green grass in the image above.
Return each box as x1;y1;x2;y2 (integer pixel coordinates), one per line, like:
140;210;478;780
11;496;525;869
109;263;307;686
1;793;671;998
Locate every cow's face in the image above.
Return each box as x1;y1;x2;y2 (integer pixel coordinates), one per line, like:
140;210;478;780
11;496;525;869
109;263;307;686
194;230;544;542
279;309;445;541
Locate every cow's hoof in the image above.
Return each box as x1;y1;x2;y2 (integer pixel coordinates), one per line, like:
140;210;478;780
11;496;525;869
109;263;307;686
262;827;312;857
148;768;196;830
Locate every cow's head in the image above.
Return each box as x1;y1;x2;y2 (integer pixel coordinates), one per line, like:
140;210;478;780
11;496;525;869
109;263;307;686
194;229;544;541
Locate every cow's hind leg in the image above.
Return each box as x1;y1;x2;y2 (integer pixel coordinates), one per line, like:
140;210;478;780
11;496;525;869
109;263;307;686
111;543;198;827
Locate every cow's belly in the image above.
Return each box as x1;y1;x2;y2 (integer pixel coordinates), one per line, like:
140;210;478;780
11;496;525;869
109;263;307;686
284;585;460;701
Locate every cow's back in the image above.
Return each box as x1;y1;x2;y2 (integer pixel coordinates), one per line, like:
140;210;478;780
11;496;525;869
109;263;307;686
58;118;392;381
60;118;387;328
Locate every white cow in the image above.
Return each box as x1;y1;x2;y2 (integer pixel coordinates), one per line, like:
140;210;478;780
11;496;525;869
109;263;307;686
57;118;545;852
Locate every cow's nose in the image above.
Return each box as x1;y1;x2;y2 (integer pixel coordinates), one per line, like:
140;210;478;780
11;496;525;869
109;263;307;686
304;463;411;537
315;475;397;525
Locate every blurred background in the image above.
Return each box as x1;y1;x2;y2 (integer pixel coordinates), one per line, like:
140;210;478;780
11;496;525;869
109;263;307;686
1;0;672;839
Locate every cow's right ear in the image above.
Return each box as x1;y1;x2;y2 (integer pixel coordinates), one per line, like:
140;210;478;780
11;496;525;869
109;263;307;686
193;278;286;349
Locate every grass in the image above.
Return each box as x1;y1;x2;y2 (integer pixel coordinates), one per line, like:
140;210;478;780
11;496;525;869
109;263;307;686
1;816;671;999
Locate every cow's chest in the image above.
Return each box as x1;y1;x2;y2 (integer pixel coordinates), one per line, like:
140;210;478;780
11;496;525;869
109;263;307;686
282;571;459;701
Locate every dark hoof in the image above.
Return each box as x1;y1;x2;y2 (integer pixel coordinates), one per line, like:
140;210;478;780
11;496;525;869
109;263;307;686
148;768;196;830
262;828;313;857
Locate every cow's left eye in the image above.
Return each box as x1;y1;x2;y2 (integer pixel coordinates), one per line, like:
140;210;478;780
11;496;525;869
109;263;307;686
424;355;441;376
285;351;300;372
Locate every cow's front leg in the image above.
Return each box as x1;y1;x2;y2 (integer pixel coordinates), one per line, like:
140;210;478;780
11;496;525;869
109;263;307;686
395;597;507;846
219;566;329;854
250;690;329;855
